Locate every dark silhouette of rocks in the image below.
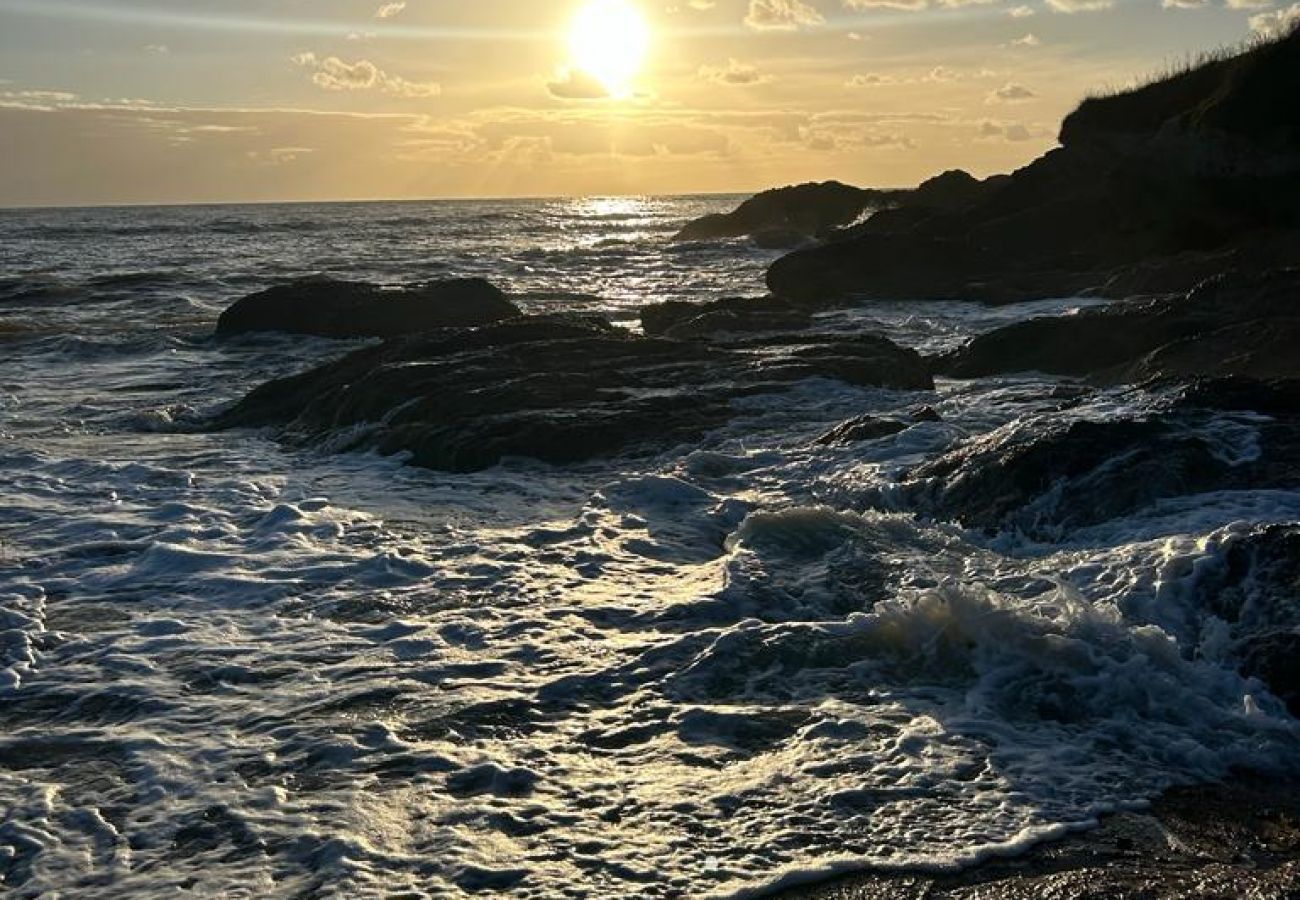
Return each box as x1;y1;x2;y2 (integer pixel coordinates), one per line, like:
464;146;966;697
215;276;521;339
670;170;1007;248
671;181;891;245
939;269;1300;381
766;28;1300;305
213;314;932;472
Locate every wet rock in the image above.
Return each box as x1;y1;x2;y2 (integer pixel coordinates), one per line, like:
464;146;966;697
940;269;1300;381
1240;632;1300;716
815;415;907;446
910;405;943;422
1189;524;1300;628
904;418;1235;535
214;313;932;473
641;296;813;338
215;276;520;339
1171;522;1300;714
752;228;814;250
903;381;1300;536
1120;317;1300;383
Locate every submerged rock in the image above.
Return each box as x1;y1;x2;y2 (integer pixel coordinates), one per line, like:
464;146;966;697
214;313;932;472
215;276;520;340
814;414;908;446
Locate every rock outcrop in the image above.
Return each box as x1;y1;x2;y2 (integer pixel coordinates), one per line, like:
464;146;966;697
766;27;1300;305
213;314;933;472
640;296;814;338
900;377;1300;538
938;269;1300;381
671;181;891;245
215;276;521;340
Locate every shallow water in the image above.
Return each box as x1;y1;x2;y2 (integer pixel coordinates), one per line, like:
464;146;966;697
1;197;1297;898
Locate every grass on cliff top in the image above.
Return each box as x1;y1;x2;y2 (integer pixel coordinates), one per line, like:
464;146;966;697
1061;21;1300;144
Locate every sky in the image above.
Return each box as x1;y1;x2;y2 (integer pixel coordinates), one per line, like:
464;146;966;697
0;0;1293;206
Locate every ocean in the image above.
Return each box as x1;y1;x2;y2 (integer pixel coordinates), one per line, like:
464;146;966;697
1;196;1297;898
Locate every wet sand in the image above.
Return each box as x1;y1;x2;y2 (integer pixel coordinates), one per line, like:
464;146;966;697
777;778;1300;899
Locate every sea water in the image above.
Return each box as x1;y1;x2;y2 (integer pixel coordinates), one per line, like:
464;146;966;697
1;197;1297;898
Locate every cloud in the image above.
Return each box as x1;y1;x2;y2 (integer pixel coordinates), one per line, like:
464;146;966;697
375;2;406;18
687;0;717;7
986;82;1037;103
699;59;771;86
1007;4;1036;14
546;69;611;100
977;119;1036;141
1249;3;1300;33
800;120;917;152
1229;0;1275;8
0;89;81;110
1046;0;1114;12
1007;33;1041;46
1162;0;1208;8
844;0;929;9
845;72;896;87
1046;0;1114;10
291;53;440;98
744;0;825;30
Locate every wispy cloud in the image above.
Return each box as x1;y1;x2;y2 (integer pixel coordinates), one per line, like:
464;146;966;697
745;0;824;30
699;59;771;86
375;2;406;19
986;82;1037;103
291;53;440;98
1046;0;1115;12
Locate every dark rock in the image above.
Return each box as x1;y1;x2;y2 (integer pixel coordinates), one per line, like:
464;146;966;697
910;405;943;422
901;381;1300;537
814;415;907;446
214;314;933;473
1240;632;1300;716
940;269;1300;382
1193;524;1300;628
215;276;521;340
1120;317;1300;382
903;418;1233;536
909;169;1006;211
765;29;1300;305
672;181;887;243
641;296;813;339
751;228;813;250
1171;521;1300;714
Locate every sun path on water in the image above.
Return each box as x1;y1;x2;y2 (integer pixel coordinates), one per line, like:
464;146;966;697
568;0;651;99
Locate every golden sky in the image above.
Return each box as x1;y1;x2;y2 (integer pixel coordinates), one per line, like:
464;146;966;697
0;0;1289;205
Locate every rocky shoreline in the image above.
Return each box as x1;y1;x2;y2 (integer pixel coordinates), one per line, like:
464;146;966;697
197;26;1300;898
775;777;1300;900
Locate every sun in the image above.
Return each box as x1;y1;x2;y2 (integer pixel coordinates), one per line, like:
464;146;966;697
568;0;651;99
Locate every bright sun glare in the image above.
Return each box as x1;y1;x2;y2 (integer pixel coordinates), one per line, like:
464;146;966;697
568;0;650;98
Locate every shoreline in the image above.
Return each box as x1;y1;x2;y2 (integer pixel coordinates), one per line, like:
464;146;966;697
774;776;1300;899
